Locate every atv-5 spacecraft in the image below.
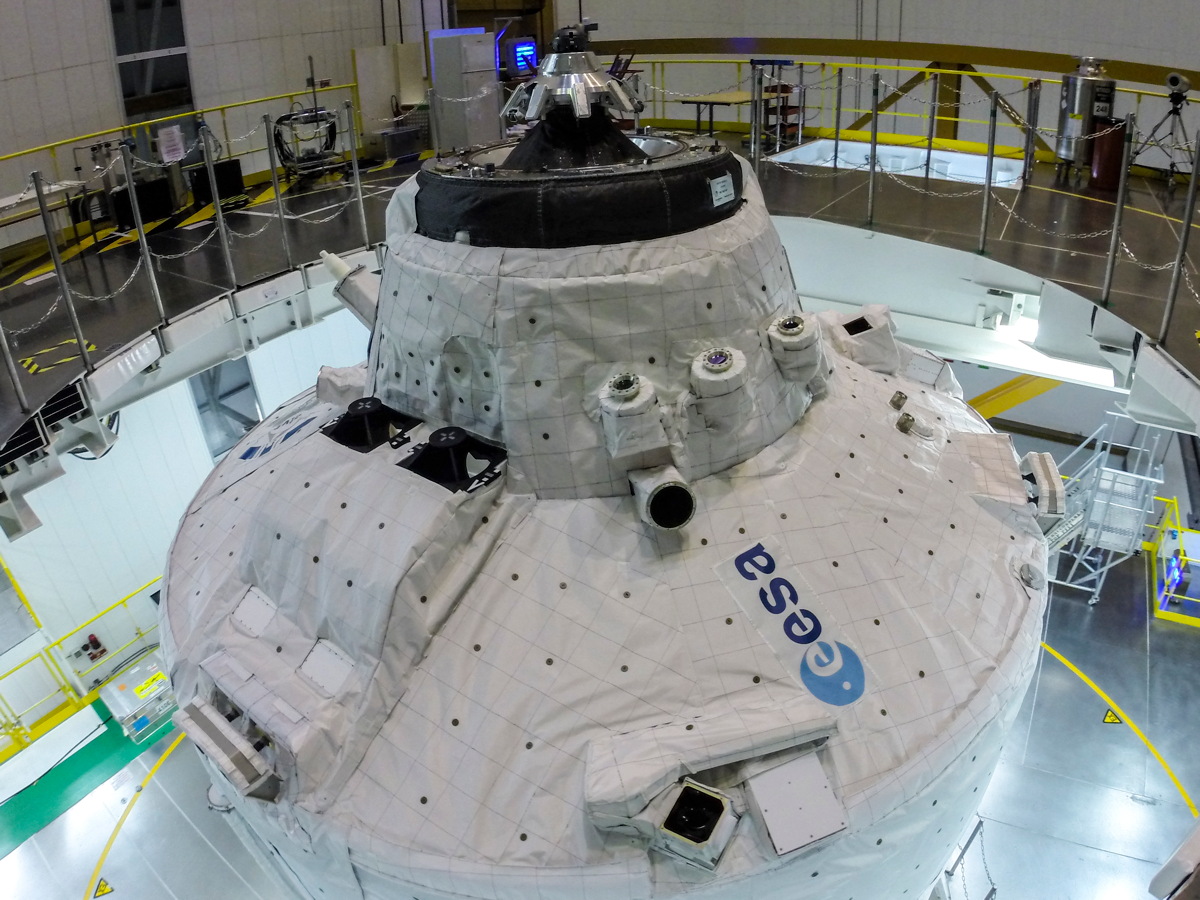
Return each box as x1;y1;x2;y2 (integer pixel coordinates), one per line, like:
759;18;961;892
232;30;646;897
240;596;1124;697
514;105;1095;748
162;23;1058;900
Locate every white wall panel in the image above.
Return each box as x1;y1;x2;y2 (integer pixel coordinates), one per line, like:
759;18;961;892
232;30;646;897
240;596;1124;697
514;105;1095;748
246;308;370;414
0;382;213;640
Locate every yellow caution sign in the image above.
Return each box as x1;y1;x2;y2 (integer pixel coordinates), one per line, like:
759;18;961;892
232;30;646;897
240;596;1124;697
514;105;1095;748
94;878;114;896
1103;709;1123;724
133;670;167;699
20;338;97;375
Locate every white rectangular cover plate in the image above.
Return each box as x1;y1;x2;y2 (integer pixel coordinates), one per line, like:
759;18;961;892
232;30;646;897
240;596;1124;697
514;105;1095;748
716;535;868;708
747;752;847;855
299;639;355;696
230;586;277;637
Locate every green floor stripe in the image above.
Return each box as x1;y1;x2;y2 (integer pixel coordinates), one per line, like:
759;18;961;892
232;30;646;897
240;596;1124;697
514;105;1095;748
0;699;176;858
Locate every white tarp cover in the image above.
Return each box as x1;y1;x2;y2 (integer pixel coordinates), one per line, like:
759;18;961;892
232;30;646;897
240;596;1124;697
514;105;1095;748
163;160;1048;900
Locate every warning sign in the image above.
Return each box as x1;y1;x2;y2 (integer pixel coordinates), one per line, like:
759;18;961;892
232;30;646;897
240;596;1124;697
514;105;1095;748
1103;709;1122;724
95;878;114;896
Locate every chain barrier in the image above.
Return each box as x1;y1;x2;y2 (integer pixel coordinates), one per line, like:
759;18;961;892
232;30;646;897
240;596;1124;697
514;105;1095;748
989;190;1113;239
1034;117;1126;143
1120;238;1178;271
371;105;424;125
763;156;874;179
429;82;501;104
879;79;1028;107
291;196;356;225
150;225;221;260
130;137;203;169
978;823;997;898
225;121;264;144
883;167;984;197
226;215;274;239
0;178;34;213
68;255;144;303
1182;266;1200;303
7;294;62;337
643;74;753;98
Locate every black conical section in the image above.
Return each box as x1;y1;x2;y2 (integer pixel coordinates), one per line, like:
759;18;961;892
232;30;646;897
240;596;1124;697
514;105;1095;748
501;105;647;172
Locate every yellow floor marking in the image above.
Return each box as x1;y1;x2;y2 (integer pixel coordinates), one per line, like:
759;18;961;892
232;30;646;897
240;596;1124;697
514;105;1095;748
1027;182;1200;228
178;204;216;228
968;374;1061;419
83;732;186;900
1042;641;1197;816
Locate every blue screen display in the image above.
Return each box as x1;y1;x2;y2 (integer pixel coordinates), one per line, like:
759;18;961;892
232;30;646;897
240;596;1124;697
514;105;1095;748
513;41;537;72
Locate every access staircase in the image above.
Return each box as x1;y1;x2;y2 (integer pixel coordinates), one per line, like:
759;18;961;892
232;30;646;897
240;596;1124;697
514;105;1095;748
1049;412;1166;604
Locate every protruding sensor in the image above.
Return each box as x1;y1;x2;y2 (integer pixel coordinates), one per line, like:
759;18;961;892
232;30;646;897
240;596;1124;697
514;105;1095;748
629;466;696;530
1167;72;1192;94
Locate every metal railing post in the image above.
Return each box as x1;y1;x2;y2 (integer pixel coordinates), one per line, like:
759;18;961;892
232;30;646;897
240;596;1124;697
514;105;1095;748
1159;135;1200;342
345;101;371;249
750;63;764;172
1023;80;1042;185
925;72;939;177
1101;113;1136;307
979;91;999;253
867;72;880;226
832;67;843;170
118;144;167;326
263;113;294;269
32;170;92;373
200;123;237;287
0;323;31;413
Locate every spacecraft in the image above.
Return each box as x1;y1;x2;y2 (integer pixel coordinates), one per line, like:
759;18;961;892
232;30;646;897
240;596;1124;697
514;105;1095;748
162;23;1057;900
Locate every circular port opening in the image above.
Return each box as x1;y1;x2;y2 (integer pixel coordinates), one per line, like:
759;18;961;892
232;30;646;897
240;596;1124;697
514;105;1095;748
648;483;696;530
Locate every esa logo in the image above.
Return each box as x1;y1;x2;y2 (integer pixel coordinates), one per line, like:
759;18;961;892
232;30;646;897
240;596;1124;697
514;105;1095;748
733;542;866;707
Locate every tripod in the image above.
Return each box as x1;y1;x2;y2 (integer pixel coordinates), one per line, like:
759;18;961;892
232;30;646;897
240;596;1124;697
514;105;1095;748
1134;90;1192;191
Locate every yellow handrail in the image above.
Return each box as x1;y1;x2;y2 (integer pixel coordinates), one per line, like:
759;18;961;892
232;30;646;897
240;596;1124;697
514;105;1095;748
0;83;357;166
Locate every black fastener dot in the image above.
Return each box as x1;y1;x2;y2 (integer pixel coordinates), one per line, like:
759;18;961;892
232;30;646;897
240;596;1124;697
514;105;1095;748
534;379;542;387
877;838;883;845
420;595;428;603
706;302;712;309
835;472;841;478
546;658;553;665
525;741;533;749
340;502;347;509
473;644;481;651
725;617;733;624
420;796;427;804
529;317;536;324
313;555;320;563
559;582;567;590
453;366;461;373
347;579;353;587
623;591;631;598
276;646;282;653
927;550;934;556
832;561;839;567
542;433;550;440
753;675;761;683
780;512;787;519
701;538;708;545
511;573;519;581
738;527;746;534
648;356;656;364
484;405;491;411
881;709;888;716
685;724;694;731
379;522;385;529
451;718;459;726
919;670;926;678
883;517;889;523
874;618;881;625
304;481;310;488
620;665;629;672
520;833;527;841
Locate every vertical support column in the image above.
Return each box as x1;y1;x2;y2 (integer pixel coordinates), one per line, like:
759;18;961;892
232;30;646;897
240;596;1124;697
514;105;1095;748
201;124;237;287
345;101;371;249
0;323;31;413
118;144;167;327
749;63;764;173
263;113;294;270
832;67;843;170
867;72;880;226
1023;79;1042;185
979;92;999;254
1101;113;1136;308
925;72;939;177
1159;134;1200;342
32;170;92;373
